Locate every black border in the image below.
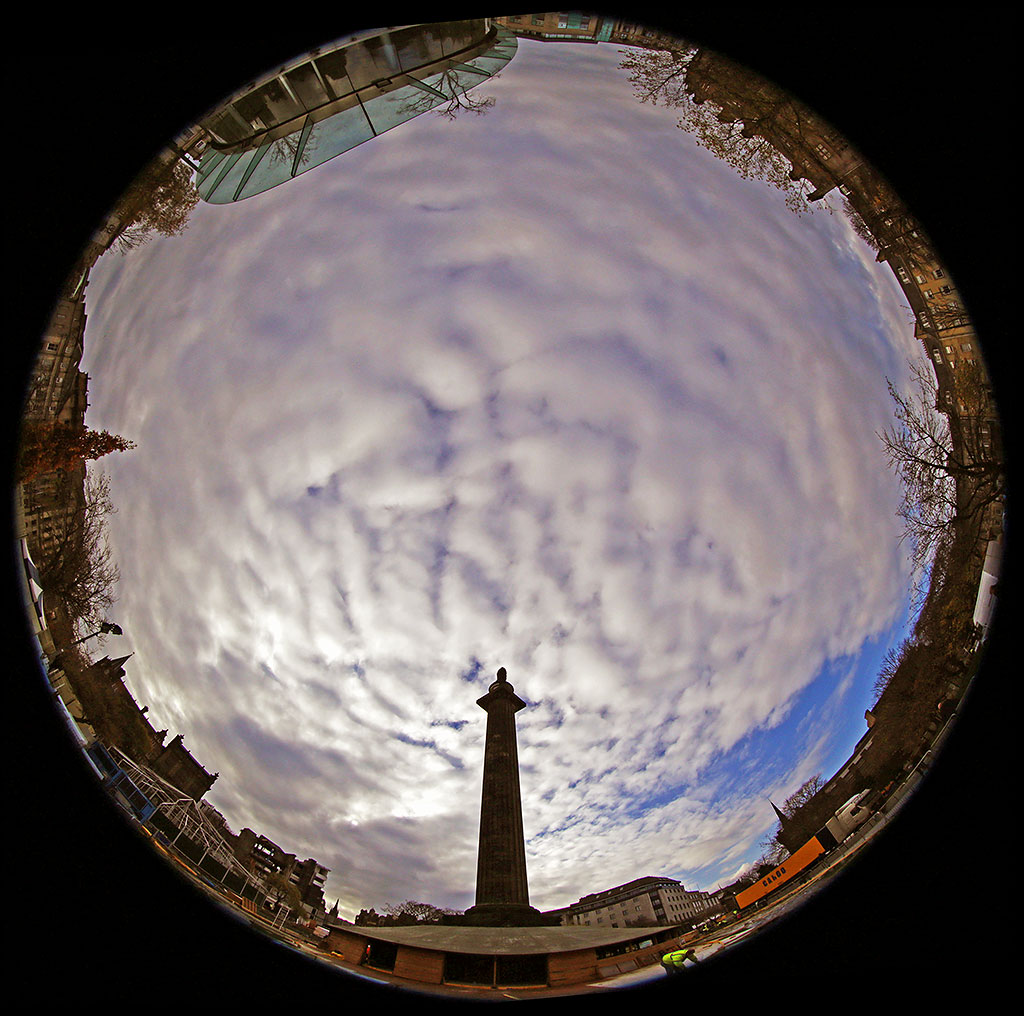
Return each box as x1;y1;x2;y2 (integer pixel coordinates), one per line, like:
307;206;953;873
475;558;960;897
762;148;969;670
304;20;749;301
8;8;1014;1005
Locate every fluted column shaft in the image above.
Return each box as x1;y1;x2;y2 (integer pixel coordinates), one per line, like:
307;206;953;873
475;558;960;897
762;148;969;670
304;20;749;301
474;675;529;907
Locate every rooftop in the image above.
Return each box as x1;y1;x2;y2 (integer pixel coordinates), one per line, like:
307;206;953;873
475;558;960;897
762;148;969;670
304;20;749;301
340;923;682;955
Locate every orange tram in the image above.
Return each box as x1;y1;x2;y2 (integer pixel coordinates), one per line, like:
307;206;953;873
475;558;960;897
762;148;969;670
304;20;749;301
735;790;874;910
735;830;837;910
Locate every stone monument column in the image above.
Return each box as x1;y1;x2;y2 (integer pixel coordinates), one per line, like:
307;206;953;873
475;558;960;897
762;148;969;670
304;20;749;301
464;667;545;926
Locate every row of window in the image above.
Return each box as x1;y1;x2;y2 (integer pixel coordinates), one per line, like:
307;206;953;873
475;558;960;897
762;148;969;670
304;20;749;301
505;14;593;29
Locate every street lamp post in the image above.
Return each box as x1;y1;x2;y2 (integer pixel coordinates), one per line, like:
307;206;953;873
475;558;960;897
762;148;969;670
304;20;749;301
69;621;123;646
50;621;123;672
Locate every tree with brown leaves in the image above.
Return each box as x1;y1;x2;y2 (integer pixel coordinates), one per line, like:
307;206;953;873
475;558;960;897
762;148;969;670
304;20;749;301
17;421;136;484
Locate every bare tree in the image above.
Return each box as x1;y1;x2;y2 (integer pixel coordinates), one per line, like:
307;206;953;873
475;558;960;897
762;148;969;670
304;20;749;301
405;68;497;120
382;900;459;924
36;469;121;638
111;157;199;255
619;41;697;106
267;130;315;174
782;774;825;815
264;869;305;918
752;828;789;872
619;44;825;213
878;358;1004;588
873;638;913;703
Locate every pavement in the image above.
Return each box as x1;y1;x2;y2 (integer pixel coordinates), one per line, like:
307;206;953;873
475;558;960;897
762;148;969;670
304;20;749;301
143;794;905;1000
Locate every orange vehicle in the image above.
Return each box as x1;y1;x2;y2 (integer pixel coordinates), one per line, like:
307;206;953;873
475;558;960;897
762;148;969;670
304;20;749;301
736;790;876;910
735;837;827;909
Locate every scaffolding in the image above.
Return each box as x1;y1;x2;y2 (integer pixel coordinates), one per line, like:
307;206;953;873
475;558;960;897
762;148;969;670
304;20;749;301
109;747;266;902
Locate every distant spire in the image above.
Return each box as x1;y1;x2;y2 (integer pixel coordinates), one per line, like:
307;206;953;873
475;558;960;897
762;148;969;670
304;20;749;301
771;800;789;825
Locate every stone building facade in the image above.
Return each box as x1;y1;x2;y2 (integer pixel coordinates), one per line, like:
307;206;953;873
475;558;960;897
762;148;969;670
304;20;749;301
559;875;714;929
231;827;330;916
57;653;219;801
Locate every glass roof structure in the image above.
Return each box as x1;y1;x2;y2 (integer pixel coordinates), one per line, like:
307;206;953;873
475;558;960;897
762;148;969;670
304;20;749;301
195;21;517;204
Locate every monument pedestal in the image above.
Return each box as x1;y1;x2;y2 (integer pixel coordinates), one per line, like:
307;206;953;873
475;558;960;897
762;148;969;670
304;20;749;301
461;903;556;927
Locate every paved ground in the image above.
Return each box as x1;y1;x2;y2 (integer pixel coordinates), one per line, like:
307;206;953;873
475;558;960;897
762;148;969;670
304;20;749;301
154;789;911;1000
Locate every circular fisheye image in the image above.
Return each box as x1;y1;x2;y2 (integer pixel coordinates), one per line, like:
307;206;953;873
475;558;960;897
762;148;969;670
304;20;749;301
9;10;1012;1004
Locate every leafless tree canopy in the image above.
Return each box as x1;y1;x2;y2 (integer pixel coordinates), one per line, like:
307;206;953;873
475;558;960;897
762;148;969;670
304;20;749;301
878;358;1003;593
112;159;199;255
37;469;121;638
754;774;826;869
782;774;825;815
383;900;460;923
403;68;498;121
619;45;820;213
619;43;697;107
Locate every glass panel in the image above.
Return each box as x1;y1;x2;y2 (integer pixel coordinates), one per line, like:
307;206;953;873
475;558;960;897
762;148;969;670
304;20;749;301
234;77;303;132
404;76;448;101
197;25;514;203
291;116;316;176
203;104;252;146
314;48;354;98
364;81;441;135
232;142;273;201
198;151;246;204
449;61;491;79
413;68;468;110
237;106;375;199
390;24;445;73
195;148;226;187
285;62;332;109
466;44;516;78
432;20;485;57
225;150;290;202
343;34;401;91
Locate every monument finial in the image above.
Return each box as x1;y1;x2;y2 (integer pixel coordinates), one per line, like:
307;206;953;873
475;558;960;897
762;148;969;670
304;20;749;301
497;666;507;682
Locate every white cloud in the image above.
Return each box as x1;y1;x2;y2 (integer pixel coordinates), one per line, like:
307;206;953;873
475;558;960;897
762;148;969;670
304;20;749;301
78;39;918;915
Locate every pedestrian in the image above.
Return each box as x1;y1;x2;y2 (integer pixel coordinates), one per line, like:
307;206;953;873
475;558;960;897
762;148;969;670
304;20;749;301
661;947;700;973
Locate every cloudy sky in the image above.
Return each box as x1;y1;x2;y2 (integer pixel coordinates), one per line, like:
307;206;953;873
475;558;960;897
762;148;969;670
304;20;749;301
77;37;921;917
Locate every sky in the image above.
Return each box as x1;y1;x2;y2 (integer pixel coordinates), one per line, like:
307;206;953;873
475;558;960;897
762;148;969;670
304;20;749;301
75;37;922;917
